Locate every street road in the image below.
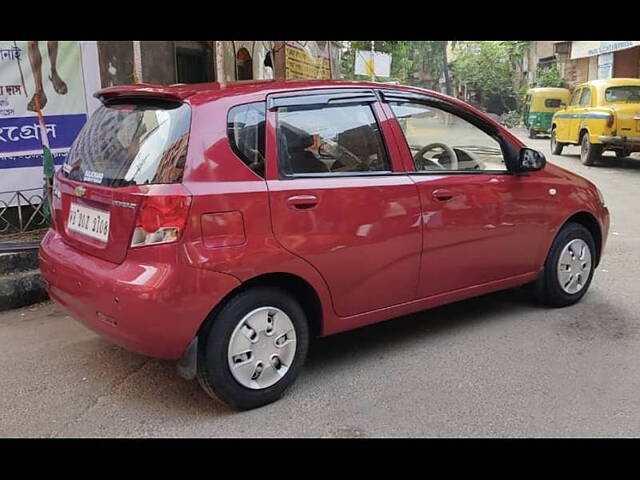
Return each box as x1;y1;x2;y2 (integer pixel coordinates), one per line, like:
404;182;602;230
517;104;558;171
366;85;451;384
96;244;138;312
1;129;639;437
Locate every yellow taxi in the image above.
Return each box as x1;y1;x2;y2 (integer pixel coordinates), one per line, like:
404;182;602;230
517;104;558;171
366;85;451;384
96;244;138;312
551;78;640;165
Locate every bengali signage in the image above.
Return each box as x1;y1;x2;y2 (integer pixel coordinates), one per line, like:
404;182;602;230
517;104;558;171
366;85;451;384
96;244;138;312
285;41;332;80
0;41;88;200
571;41;640;60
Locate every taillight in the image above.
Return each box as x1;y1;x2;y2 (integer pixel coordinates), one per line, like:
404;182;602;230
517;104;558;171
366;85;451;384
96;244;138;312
607;112;614;128
131;194;192;248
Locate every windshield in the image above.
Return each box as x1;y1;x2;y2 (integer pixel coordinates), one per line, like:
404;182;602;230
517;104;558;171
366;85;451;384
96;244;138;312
604;86;640;103
63;100;191;187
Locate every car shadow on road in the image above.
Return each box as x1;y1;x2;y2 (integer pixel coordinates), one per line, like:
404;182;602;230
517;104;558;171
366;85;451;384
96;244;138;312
73;287;537;422
563;153;640;170
305;287;536;373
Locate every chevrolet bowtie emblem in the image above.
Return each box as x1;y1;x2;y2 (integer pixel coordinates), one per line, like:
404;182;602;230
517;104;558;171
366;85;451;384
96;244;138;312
74;186;87;197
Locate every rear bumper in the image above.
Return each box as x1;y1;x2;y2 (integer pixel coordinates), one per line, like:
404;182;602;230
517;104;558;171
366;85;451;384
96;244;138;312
39;229;240;360
599;135;640;149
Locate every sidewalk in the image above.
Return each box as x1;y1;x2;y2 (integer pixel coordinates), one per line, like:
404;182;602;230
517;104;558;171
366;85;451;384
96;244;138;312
0;228;48;311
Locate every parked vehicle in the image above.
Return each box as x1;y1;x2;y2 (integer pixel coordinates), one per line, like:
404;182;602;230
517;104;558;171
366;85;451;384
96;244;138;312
551;78;640;165
39;80;610;410
523;87;571;138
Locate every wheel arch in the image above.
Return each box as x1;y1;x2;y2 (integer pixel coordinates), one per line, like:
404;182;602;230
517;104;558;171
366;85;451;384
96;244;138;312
559;211;603;267
579;127;591;143
196;271;323;341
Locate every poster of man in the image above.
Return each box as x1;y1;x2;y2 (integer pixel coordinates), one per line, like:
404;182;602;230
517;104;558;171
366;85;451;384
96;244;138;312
26;41;68;112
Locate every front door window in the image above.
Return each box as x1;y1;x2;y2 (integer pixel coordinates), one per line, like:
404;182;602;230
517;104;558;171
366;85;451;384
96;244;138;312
389;102;507;172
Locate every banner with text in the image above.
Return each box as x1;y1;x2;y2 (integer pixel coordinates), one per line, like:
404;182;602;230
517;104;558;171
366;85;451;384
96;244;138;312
285;41;332;80
0;41;87;200
571;41;640;60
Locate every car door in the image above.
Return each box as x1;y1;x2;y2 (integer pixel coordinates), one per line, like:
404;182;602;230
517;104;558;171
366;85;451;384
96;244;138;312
570;86;593;141
379;90;551;299
265;89;422;317
556;88;581;143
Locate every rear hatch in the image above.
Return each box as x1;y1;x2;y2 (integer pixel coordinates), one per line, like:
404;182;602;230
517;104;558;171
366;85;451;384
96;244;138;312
604;85;640;136
53;98;191;264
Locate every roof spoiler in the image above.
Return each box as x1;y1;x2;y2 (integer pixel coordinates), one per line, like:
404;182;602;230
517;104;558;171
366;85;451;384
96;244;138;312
94;84;195;103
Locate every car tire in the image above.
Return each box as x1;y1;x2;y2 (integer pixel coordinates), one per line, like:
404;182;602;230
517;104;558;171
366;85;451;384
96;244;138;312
196;286;309;410
580;133;603;166
535;222;597;308
615;150;629;159
528;128;537;139
550;128;564;155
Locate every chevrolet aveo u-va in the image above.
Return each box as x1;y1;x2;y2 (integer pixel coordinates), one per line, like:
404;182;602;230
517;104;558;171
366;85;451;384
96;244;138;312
39;80;610;410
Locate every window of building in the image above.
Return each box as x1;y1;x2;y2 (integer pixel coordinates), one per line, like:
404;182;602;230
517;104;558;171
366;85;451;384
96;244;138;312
236;47;253;81
227;102;266;177
390;102;507;172
277;103;390;176
176;47;210;84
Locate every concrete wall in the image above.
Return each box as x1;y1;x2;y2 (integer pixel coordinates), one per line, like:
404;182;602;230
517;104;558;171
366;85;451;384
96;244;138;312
141;41;176;85
526;41;557;83
97;41;134;87
614;46;640;78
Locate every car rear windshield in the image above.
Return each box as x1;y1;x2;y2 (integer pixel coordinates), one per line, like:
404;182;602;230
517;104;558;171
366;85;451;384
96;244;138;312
63;100;191;187
604;86;640;103
545;99;563;108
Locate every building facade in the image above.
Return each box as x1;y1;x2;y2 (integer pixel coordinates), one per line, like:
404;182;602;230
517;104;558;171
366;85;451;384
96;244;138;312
0;41;340;204
555;41;640;88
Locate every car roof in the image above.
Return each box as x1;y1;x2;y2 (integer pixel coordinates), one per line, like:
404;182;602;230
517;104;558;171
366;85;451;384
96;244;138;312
526;87;570;94
578;78;640;89
94;79;454;106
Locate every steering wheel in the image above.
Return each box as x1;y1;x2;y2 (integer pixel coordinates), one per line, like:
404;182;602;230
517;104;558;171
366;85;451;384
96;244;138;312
413;142;458;171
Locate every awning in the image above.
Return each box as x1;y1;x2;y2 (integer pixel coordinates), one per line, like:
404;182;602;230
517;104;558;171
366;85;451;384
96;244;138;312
571;41;640;60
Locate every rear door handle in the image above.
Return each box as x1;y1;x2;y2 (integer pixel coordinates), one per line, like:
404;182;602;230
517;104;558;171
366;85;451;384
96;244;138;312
286;194;319;210
432;189;455;201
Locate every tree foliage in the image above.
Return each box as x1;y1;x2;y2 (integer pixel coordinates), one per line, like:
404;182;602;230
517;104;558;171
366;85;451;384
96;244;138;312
338;41;450;86
450;41;528;112
532;65;566;88
451;42;515;96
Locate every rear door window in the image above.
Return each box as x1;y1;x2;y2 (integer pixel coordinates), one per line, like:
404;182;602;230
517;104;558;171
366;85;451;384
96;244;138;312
63;100;191;187
276;103;390;176
227;102;266;177
570;89;582;106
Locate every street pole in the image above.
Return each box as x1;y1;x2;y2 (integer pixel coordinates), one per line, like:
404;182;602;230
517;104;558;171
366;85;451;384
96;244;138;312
133;41;143;83
370;40;375;82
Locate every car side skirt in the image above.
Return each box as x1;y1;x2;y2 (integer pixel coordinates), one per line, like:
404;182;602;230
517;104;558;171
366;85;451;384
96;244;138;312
322;271;538;337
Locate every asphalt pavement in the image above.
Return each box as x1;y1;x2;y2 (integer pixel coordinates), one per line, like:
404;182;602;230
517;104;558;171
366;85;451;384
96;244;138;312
1;128;639;437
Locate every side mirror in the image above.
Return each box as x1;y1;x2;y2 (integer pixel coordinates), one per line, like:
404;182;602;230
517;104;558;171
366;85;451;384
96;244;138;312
517;148;546;172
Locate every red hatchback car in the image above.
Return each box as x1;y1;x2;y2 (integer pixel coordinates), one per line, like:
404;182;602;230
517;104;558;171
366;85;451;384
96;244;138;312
40;80;609;410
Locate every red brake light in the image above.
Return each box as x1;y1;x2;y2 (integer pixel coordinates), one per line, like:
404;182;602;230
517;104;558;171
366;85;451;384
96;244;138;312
607;112;614;128
131;193;192;248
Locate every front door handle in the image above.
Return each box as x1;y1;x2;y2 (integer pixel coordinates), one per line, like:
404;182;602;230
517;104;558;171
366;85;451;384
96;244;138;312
432;189;455;202
286;194;319;210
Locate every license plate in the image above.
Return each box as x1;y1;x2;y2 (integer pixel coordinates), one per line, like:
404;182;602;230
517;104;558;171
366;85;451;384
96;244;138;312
67;202;110;242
